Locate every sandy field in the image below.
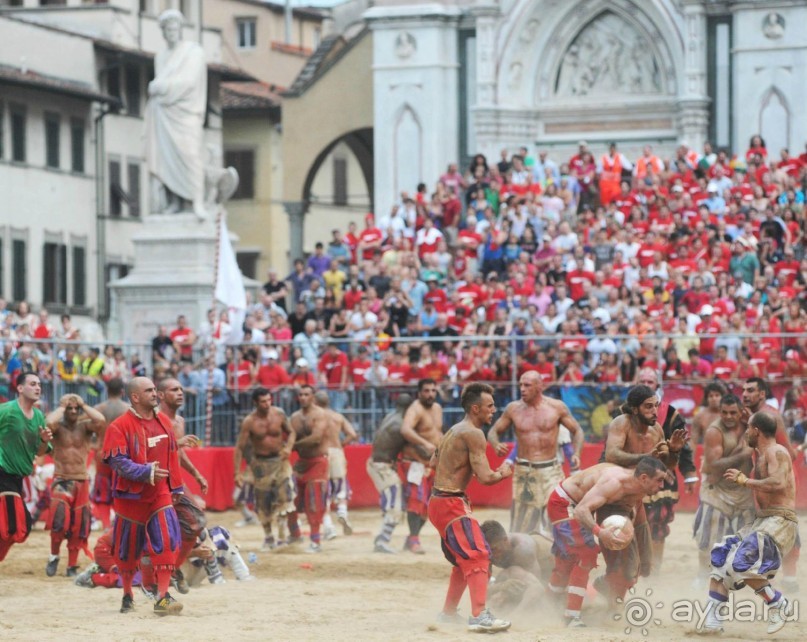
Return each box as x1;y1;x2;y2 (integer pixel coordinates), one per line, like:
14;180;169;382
1;507;806;642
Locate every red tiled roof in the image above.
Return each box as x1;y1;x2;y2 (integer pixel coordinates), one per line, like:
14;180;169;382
221;81;282;111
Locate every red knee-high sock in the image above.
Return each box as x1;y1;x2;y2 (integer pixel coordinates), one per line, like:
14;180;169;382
466;570;489;617
176;540;196;567
156;568;173;599
442;565;467;614
566;564;594;618
605;572;632;601
91;572;119;588
549;556;575;593
120;570;136;597
140;562;155;588
50;531;63;556
67;540;83;567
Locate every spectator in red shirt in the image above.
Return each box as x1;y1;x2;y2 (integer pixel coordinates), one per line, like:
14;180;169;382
566;262;596;301
695;304;721;358
170;315;196;361
418;345;448;382
711;345;738;381
318;343;349;411
291;358;317;387
357;214;384;261
255;350;291;390
681;348;713;379
423;278;448;312
33;308;54;339
349;346;372;387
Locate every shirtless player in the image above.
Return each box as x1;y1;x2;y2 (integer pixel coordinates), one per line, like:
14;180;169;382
45;393;106;577
601;385;687;600
289;385;329;553
546;458;668;626
699;412;798;635
158;378;207;593
400;378;444;554
692;394;754;586
742;377;800;591
235;387;295;550
314;391;358;539
690;382;727;446
367;394;412;553
429;382;513;633
488;371;583;536
92;378;129;529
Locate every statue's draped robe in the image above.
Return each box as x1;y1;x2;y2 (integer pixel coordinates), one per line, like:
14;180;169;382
145;40;207;206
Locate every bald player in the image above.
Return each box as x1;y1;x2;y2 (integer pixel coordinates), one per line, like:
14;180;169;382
44;393;106;577
102;377;185;615
367;395;412;553
235;387;296;549
158;378;207;593
742;377;800;591
488;371;583;536
289;385;330;553
92;378;129;529
546;458;668;627
314;391;358;540
429;382;512;633
600;385;687;601
400;378;444;554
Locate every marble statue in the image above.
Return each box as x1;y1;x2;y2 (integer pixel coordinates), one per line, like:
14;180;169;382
145;9;208;220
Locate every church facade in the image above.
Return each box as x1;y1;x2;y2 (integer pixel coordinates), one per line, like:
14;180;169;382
361;0;807;214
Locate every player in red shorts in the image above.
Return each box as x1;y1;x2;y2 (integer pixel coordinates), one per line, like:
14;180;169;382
546;458;667;627
428;382;513;633
102;377;185;615
44;393;106;577
92;378;130;529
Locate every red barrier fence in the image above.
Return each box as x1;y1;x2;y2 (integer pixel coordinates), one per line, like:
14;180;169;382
184;444;807;512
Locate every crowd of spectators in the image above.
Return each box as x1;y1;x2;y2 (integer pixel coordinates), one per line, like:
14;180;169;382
3;136;807;436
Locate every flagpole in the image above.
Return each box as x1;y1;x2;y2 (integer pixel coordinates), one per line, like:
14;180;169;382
205;207;223;447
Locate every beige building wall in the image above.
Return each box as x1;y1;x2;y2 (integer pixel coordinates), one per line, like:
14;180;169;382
223;115;287;282
306;142;371;254
204;0;324;87
282;32;374;220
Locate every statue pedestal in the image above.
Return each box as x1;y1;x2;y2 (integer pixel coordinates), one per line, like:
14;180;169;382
108;213;219;343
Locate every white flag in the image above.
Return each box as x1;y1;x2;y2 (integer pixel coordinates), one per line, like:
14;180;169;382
215;213;246;344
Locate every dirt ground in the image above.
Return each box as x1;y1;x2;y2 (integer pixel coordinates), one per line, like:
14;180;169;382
1;507;805;641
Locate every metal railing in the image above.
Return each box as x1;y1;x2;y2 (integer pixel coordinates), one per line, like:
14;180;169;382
2;333;803;446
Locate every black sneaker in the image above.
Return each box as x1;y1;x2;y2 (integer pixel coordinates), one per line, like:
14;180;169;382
173;569;190;595
46;556;60;577
66;566;79;578
154;592;183;616
120;594;135;613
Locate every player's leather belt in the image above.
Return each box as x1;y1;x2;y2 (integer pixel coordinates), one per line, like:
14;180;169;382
515;458;557;469
371;456;395;464
432;488;466;498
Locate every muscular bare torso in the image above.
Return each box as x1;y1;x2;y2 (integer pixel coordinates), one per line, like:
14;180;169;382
509;398;565;461
492;534;540;574
703;420;752;485
246;409;289;458
753;444;796;511
322;409;346;451
53;420;94;481
691;408;721;445
432;421;476;492
402;401;443;463
292;407;329;459
562;464;645;513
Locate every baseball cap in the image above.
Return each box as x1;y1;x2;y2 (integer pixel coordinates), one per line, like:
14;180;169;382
266;349;279;360
296;358;309;368
700;305;714;316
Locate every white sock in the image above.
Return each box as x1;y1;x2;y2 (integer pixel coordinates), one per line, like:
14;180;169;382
48;554;59;562
323;514;334;529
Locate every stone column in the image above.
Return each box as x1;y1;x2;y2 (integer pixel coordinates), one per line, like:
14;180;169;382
470;0;500;108
678;1;710;149
284;201;306;262
365;4;462;216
